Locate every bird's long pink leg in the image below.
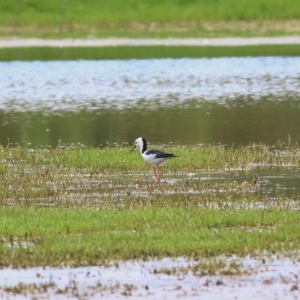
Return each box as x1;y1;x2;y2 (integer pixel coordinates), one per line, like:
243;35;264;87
152;167;160;182
157;166;161;182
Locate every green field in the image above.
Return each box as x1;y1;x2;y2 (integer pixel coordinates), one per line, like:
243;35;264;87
0;144;299;267
1;0;300;38
1;44;300;61
2;0;299;24
1;207;300;268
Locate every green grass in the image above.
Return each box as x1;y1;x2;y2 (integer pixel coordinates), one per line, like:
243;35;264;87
1;206;300;267
1;0;299;24
1;44;300;61
0;143;298;174
0;143;299;267
1;0;300;38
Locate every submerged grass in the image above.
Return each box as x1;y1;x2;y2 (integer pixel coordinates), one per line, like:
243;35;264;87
0;142;299;203
0;142;299;267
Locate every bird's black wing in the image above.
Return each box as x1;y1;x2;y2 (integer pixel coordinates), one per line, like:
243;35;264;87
146;149;177;159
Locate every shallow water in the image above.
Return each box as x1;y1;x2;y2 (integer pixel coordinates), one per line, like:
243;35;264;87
1;256;299;300
1;57;300;147
196;166;300;198
1;56;300;199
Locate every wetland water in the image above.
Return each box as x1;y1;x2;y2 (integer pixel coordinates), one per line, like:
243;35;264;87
1;56;300;147
1;56;300;198
1;256;299;300
1;54;300;299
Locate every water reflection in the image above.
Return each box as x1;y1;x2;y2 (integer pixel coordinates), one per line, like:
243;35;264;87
0;98;299;147
196;166;300;199
0;57;300;147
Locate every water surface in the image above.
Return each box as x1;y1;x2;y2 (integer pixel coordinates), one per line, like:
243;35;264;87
1;256;299;300
1;56;300;147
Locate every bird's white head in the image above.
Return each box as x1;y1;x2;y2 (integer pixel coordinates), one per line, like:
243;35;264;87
130;137;147;154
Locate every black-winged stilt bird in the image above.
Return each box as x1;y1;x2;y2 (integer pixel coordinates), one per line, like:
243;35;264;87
130;137;177;182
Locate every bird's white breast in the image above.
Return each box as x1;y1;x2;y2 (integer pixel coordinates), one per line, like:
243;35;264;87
142;153;167;166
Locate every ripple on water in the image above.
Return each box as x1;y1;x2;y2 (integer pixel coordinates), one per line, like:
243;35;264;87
1;57;300;112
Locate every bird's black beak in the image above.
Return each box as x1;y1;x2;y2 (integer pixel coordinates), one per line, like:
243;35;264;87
129;145;136;153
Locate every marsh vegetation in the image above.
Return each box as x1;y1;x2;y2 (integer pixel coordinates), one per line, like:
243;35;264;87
0;143;299;268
